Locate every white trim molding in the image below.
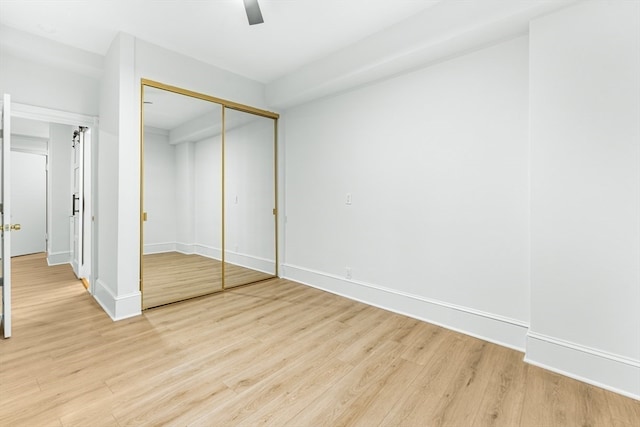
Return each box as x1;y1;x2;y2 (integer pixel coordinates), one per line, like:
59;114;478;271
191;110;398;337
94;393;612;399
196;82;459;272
175;242;196;255
225;251;275;276
143;242;176;255
11;102;97;127
47;251;70;266
282;263;529;352
525;332;640;400
94;279;141;321
194;244;221;260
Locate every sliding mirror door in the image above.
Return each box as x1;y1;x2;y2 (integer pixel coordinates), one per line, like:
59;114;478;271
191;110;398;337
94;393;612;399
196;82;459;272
142;85;223;308
223;108;277;288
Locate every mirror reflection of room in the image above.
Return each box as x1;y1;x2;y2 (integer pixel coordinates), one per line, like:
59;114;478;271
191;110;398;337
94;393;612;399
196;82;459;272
141;84;277;309
142;86;223;308
224;109;276;288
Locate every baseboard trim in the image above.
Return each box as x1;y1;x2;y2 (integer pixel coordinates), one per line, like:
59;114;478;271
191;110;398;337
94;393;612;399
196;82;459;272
175;242;195;255
47;251;70;266
282;263;528;352
143;242;176;254
525;332;640;400
194;244;221;260
93;279;141;321
225;251;275;276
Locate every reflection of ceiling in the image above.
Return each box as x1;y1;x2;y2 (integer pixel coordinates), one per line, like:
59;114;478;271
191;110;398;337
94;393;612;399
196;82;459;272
144;86;266;144
143;86;220;131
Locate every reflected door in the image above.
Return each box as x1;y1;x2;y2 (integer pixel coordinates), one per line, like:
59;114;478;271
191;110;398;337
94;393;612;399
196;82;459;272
223;108;277;288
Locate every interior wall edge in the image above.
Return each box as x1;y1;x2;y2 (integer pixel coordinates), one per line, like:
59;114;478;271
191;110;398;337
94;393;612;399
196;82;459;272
282;263;528;352
525;334;640;400
46;251;71;266
93;278;142;321
93;279;117;320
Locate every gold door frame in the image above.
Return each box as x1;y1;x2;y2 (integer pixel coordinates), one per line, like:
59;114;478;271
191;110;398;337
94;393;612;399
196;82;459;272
139;78;279;308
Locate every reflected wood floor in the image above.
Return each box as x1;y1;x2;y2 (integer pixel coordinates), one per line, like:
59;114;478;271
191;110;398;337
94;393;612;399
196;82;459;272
143;252;274;308
1;253;639;426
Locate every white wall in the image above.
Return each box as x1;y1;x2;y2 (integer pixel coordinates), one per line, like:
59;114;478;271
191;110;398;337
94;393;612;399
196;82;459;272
142;128;176;253
0;50;100;116
48;123;73;265
527;0;640;398
283;35;530;350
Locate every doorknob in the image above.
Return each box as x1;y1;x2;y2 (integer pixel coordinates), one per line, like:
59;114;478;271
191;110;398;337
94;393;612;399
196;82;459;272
1;224;21;232
10;224;21;231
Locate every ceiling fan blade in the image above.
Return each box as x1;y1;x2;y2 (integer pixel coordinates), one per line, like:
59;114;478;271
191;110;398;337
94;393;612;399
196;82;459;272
243;0;264;25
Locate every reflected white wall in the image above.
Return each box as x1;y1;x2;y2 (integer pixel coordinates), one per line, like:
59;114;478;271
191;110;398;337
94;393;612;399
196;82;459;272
194;135;222;259
143;128;176;254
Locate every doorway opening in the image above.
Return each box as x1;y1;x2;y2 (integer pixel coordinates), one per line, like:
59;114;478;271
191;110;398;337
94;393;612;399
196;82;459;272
10;118;93;282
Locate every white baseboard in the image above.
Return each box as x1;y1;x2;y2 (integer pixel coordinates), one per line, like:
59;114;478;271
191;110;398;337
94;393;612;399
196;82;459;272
525;332;640;400
176;242;195;255
282;264;528;352
194;244;221;260
143;242;176;255
94;278;141;321
47;251;70;266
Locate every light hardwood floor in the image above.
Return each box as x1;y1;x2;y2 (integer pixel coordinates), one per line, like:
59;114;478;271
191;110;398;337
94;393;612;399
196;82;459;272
1;253;638;426
142;252;275;308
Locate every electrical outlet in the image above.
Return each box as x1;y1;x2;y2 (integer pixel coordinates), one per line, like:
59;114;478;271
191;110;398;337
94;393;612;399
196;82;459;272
346;193;352;205
346;267;352;279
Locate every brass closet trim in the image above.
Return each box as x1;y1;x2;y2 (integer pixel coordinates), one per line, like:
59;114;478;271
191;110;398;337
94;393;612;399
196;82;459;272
139;81;146;308
274;118;279;277
139;79;279;309
140;78;279;119
221;106;226;291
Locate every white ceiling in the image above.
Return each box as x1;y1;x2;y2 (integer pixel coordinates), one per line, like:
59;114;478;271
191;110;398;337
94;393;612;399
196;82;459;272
0;0;441;83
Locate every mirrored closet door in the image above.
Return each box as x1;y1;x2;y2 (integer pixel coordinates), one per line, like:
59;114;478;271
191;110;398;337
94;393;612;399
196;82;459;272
223;108;276;288
140;80;278;309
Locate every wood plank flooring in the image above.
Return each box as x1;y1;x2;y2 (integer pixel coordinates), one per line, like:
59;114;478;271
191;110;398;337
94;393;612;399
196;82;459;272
1;253;639;426
142;252;274;308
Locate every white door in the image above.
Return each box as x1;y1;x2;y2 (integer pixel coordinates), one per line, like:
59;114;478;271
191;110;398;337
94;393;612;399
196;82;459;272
71;127;84;278
10;151;46;256
1;94;13;338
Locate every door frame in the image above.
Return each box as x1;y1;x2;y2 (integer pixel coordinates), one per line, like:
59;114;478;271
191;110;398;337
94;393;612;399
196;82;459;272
11;102;98;293
2;94;12;338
